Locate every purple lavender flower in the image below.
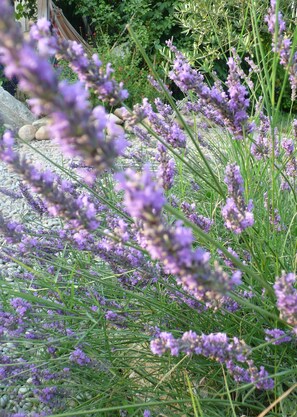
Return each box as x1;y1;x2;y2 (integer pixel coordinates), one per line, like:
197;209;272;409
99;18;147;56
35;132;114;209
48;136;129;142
0;211;25;243
264;328;292;345
117;167;241;307
265;1;297;99
49;36;129;105
19;182;48;216
181;201;213;233
138;98;187;148
281;138;297;190
167;41;253;138
274;272;297;334
263;192;284;231
143;410;151;417
10;298;32;317
0;132;100;232
69;348;92;366
222;164;254;234
151;331;273;390
251;108;274;160
156;144;176;190
0;187;22;199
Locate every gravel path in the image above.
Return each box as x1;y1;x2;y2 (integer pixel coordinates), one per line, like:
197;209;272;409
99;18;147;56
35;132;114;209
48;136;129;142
0;140;72;221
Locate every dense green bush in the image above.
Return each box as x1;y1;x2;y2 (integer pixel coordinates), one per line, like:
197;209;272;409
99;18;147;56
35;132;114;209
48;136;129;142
65;0;183;51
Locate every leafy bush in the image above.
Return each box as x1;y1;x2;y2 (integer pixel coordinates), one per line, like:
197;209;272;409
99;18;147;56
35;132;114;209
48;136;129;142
0;1;297;416
64;0;183;51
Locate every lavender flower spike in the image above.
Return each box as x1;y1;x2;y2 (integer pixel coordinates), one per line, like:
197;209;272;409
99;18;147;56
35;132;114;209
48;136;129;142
29;20;129;106
274;272;297;334
117;167;241;308
0;1;125;172
151;331;274;390
222;164;254;234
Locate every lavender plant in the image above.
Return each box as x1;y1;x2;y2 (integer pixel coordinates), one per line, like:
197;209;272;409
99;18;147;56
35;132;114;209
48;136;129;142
0;0;296;416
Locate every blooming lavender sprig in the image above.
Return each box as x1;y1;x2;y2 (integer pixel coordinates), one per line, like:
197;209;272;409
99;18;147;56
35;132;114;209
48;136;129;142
265;0;297;99
117;167;242;307
0;187;22;199
274;272;297;334
263;192;284;231
0;211;26;244
19;182;48;216
181;201;213;233
251;109;274;160
281;138;297;190
264;328;292;345
156;144;176;190
31;23;129;106
222;164;254;234
69;348;92;366
0;132;99;232
151;331;273;390
0;3;125;171
138;98;187;148
167;41;253;139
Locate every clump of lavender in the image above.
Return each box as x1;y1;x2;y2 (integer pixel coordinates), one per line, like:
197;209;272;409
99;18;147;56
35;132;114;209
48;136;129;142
117;167;242;307
265;0;297;99
281;138;297;190
274;272;297;334
151;331;273;390
19;182;48;216
156;144;176;190
222;164;254;234
138;98;187;149
251;108;273;160
0;3;126;172
69;348;92;366
167;41;254;139
181;201;213;233
0;187;22;199
263;192;284;231
264;328;292;345
30;21;128;106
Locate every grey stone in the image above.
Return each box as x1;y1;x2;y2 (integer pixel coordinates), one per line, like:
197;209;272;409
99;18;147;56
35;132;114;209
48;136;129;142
0;395;9;408
114;107;128;120
106;123;125;137
32;116;50;128
107;113;123;125
35;125;50;141
0;86;36;130
18;124;37;141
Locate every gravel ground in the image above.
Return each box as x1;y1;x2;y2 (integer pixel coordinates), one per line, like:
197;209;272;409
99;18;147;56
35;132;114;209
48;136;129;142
0;139;75;415
0;139;71;280
0;140;72;221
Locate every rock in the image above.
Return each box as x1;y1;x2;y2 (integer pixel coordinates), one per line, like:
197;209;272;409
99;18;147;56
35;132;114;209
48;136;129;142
114;107;128;120
0;395;9;408
106;123;125;137
32;116;50;128
18;387;29;395
3;123;14;131
18;124;37;141
107;113;123;125
0;86;36;130
35;125;50;141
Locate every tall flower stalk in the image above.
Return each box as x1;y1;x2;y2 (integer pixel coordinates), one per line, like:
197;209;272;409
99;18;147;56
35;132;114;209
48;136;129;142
117;167;242;307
